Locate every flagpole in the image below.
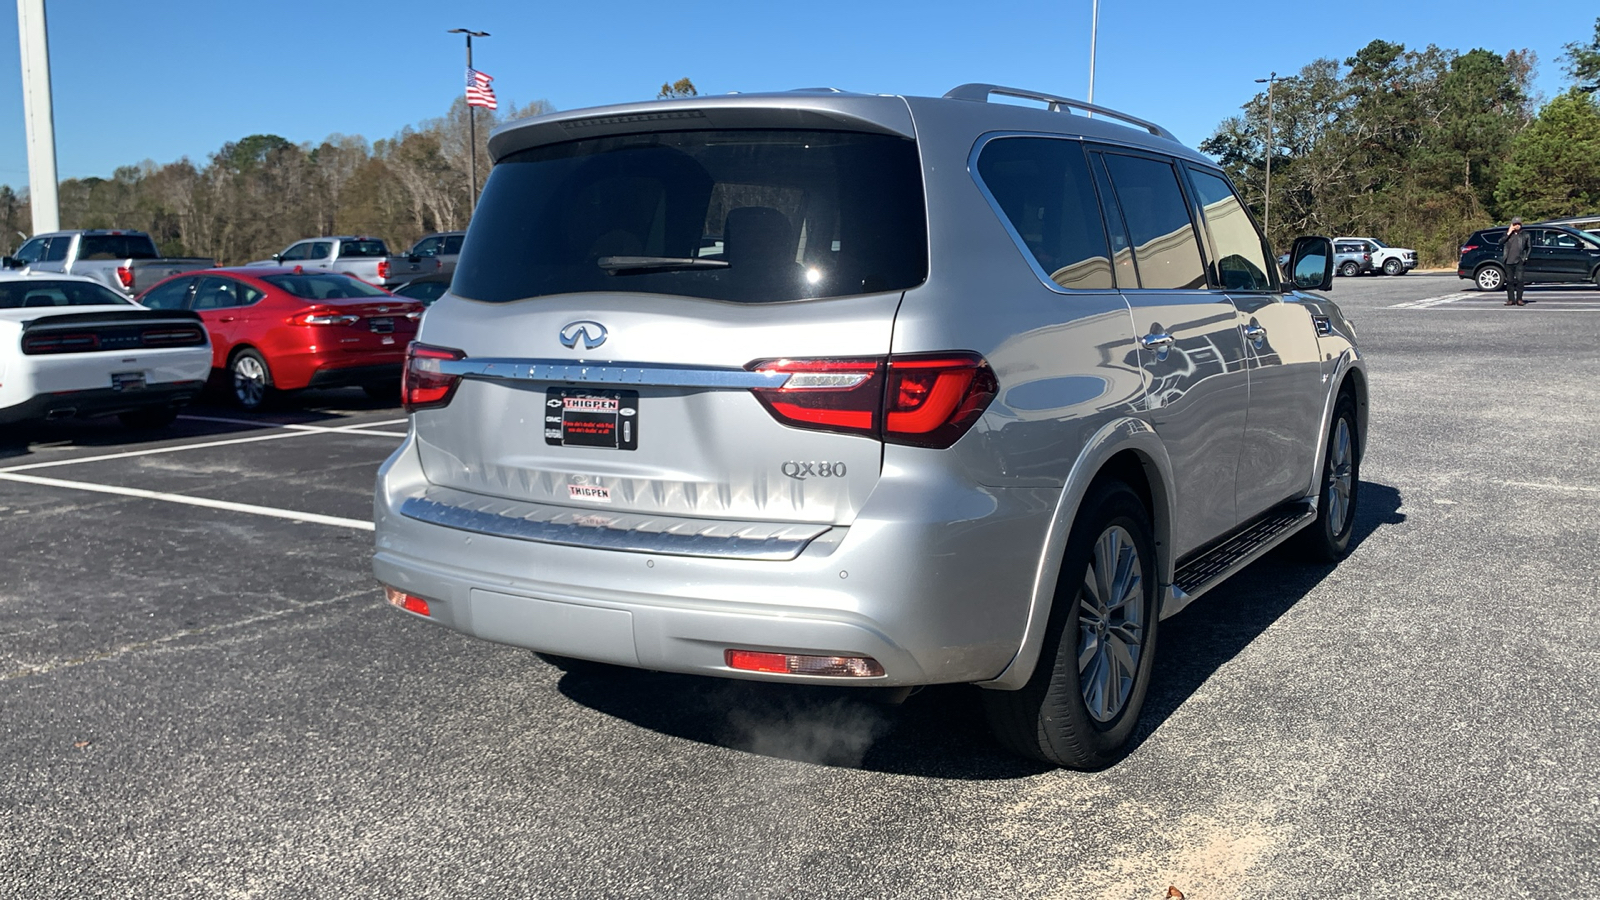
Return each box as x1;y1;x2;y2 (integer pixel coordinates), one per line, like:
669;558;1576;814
449;28;489;219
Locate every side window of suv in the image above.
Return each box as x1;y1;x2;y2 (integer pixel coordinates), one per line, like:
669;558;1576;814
1187;168;1273;291
974;137;1114;290
1098;153;1207;290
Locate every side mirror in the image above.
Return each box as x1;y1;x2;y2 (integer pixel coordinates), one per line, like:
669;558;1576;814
1286;236;1334;291
1;256;22;269
272;254;284;263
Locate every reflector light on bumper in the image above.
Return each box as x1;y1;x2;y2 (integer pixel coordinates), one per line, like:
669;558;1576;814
725;649;885;678
384;586;431;617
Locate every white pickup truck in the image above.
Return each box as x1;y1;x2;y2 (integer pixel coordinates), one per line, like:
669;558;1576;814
250;236;391;284
5;230;214;297
1335;236;1418;276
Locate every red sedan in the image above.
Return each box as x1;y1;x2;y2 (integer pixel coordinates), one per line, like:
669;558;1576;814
137;267;423;409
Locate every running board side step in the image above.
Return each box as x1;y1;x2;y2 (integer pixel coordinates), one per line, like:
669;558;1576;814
1160;501;1316;619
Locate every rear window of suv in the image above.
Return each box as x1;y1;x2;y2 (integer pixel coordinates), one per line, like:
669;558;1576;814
452;129;928;303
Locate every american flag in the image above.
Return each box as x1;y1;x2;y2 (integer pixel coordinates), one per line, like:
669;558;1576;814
466;67;497;110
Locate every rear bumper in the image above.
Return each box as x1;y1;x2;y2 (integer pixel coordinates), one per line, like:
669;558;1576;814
269;349;405;390
372;433;1053;687
306;362;402;389
0;380;205;425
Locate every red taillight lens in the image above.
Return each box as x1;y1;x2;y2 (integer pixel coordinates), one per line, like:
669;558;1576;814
748;353;996;449
403;342;465;412
725;649;885;678
749;357;884;438
22;332;100;354
384;586;431;617
141;326;206;347
377;260;389;280
1461;244;1478;254
287;307;360;326
115;266;133;289
884;353;997;447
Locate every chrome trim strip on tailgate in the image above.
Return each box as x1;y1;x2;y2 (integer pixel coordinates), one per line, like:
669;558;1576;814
437;357;785;389
398;486;832;560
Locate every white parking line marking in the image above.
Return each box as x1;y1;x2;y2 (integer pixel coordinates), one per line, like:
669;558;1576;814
0;472;374;530
0;419;409;474
1388;292;1474;308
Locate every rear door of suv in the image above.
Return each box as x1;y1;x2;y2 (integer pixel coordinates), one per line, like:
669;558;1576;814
1089;147;1248;557
409;128;934;532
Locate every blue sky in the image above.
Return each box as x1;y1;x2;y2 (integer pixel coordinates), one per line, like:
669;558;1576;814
1;0;1594;189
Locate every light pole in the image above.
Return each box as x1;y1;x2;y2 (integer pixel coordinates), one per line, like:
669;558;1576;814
1254;71;1293;237
1087;0;1099;114
16;0;59;234
448;28;489;218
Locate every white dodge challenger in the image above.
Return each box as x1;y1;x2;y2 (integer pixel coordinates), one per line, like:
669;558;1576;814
0;271;212;429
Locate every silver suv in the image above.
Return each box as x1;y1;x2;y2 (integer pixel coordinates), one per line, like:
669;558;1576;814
373;84;1367;768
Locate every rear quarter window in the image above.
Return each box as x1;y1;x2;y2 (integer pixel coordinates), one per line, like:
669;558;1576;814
974;137;1114;290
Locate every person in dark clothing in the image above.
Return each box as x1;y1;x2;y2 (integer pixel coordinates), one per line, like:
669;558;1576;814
1502;218;1531;306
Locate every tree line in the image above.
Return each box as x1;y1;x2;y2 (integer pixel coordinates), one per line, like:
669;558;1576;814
1204;18;1600;266
0;96;551;265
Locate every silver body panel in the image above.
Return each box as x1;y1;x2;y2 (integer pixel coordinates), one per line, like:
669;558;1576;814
373;89;1367;688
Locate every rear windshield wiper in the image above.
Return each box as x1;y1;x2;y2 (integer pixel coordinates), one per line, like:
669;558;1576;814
597;256;730;275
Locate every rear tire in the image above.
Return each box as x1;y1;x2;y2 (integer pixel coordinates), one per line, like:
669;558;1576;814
1339;261;1359;277
1475;265;1504;291
117;406;178;429
983;480;1159;769
229;349;276;411
1293;392;1361;562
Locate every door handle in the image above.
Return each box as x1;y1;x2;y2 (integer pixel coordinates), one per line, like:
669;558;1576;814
1243;323;1267;343
218;316;235;323
1140;333;1174;350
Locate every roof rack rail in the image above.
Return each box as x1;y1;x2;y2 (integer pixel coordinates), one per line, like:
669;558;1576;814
942;83;1178;142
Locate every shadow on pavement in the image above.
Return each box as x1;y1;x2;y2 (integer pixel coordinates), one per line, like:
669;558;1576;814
555;480;1405;778
0;387;402;463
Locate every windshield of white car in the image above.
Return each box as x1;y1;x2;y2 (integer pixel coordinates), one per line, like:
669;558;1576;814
0;279;134;309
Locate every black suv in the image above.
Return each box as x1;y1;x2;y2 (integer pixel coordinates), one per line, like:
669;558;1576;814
1459;224;1600;291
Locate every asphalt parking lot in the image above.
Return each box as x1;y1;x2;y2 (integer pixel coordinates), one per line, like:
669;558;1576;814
3;272;1598;898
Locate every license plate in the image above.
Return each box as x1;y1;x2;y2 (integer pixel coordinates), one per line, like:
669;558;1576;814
369;317;394;333
545;388;638;450
111;372;146;392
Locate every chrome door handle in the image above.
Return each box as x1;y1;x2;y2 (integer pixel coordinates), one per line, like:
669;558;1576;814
1243;323;1266;343
1139;333;1174;351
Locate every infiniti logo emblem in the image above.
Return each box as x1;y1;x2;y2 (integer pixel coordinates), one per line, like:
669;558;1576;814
559;320;608;350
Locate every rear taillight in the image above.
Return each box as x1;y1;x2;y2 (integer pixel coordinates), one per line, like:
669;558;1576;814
749;352;997;449
141;326;206;347
115;266;133;290
403;342;465;412
384;586;431;617
22;332;100;354
1461;244;1479;254
288;307;360;326
377;260;389;280
725;649;885;678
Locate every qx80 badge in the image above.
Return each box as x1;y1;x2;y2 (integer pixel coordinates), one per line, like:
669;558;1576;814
782;461;848;480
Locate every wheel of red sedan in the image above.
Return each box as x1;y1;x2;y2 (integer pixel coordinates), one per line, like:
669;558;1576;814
230;349;274;411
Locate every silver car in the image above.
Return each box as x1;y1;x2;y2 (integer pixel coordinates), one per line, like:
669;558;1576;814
373;84;1367;768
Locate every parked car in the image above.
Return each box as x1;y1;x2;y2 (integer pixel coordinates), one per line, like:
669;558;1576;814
1459;224;1600;291
3;230;214;297
379;232;464;287
0;271;210;428
137;267;422;410
390;272;451;306
250;236;391;285
1336;236;1417;276
1333;240;1374;277
372;84;1365;769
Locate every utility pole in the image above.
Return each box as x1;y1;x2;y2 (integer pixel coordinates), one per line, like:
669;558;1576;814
448;28;489;219
1254;71;1293;237
1087;0;1099;115
16;0;59;234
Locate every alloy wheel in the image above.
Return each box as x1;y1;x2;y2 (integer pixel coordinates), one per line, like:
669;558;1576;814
233;356;267;407
1077;524;1146;723
1325;417;1354;535
1477;267;1503;291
